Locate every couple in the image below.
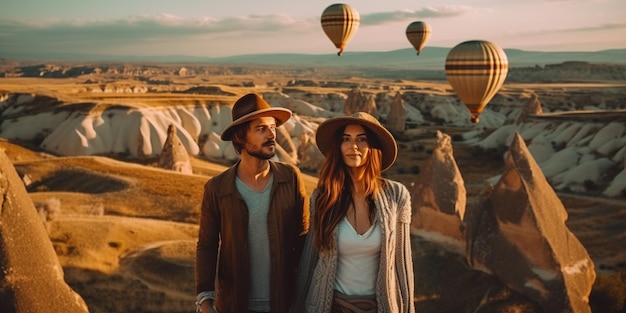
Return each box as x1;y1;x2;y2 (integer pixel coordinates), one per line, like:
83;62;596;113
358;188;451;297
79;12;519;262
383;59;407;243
195;93;414;313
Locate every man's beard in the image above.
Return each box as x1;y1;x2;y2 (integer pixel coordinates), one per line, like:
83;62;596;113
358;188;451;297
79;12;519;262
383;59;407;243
245;140;276;160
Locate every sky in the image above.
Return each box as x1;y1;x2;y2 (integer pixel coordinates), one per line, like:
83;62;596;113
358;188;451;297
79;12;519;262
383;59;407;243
1;0;625;58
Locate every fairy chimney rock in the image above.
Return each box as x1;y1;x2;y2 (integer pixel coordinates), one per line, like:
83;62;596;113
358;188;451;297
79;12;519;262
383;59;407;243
464;132;595;313
410;131;466;250
299;132;325;172
515;92;543;124
276;126;298;164
0;150;89;313
343;88;378;118
387;92;407;133
158;124;193;174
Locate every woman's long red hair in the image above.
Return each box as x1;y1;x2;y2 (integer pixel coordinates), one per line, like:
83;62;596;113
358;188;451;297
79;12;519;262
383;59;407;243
313;125;384;253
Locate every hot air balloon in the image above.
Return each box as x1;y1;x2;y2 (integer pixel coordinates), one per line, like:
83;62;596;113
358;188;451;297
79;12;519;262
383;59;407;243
445;40;508;123
321;3;360;56
405;21;431;55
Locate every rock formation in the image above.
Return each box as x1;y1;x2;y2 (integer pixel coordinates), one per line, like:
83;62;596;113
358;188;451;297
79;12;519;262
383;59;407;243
298;132;325;173
284;115;319;168
276;126;298;163
464;133;596;313
515;92;543;124
604;155;626;197
343;88;378;117
34;197;61;233
158;124;193;174
386;92;407;133
0;149;89;313
262;92;341;118
410;131;466;249
1;88;624;197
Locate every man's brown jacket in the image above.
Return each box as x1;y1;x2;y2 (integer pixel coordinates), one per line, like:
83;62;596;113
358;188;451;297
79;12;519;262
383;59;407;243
196;161;309;313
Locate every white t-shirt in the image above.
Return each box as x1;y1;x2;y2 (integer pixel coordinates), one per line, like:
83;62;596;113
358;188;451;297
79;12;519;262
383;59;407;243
334;216;381;296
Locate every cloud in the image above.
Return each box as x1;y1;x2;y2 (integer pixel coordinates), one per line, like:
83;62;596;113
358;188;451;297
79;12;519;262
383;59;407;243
511;22;626;37
0;6;476;51
0;13;320;56
557;22;626;33
360;6;471;26
0;13;313;41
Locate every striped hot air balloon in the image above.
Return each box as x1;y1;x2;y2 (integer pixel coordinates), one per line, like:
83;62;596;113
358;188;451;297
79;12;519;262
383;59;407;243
405;21;431;55
445;40;509;123
320;3;360;56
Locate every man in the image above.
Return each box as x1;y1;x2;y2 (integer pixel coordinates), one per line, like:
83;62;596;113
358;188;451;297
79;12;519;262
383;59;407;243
195;93;309;313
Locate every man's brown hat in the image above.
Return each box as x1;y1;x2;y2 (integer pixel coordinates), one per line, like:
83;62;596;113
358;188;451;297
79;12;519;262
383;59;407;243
220;93;292;141
315;112;398;171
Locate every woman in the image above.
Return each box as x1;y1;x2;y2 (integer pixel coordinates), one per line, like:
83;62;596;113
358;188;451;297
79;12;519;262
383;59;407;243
293;112;414;313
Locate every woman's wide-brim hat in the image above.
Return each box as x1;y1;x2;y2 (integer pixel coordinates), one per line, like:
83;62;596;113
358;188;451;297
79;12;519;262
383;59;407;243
315;112;398;171
221;93;292;141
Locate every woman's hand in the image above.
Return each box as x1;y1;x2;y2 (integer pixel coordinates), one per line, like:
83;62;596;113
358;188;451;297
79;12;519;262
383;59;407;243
201;300;218;313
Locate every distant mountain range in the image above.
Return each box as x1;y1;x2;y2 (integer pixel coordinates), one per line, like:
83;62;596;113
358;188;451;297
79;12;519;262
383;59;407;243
2;47;625;70
212;48;626;70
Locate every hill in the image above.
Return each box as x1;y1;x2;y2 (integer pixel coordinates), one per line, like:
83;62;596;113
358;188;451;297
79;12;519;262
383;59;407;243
2;50;626;83
2;47;625;71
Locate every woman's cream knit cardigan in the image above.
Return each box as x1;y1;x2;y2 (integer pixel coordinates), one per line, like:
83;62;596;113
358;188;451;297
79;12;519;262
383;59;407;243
291;179;415;313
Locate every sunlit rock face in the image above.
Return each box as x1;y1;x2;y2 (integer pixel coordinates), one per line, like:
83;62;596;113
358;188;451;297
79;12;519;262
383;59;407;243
158;124;193;174
386;92;407;133
0;94;314;167
464;133;596;313
515;92;543;124
410;131;466;251
0;150;89;313
343;88;377;117
275;126;298;165
261;92;341;119
469;116;626;197
1;89;624;196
